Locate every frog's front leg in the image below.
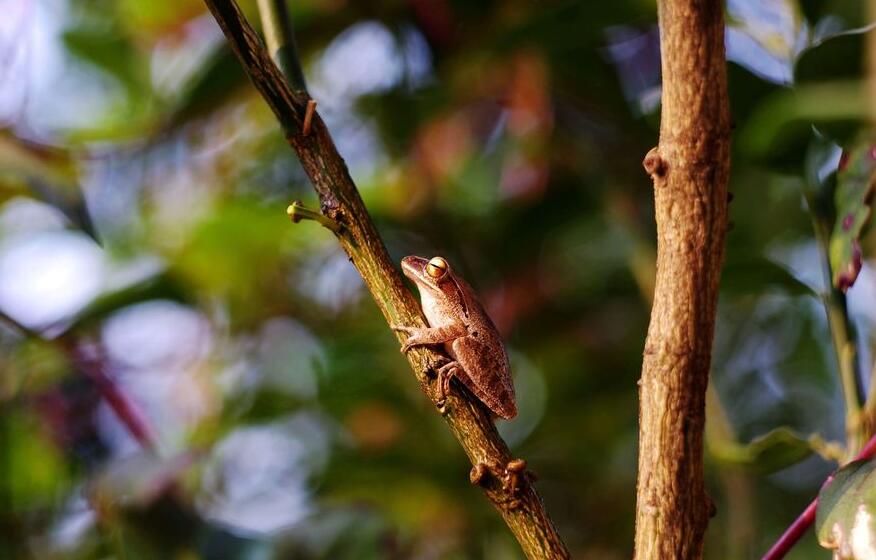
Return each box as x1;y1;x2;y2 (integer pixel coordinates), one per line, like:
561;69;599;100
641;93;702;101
390;323;467;412
390;323;465;353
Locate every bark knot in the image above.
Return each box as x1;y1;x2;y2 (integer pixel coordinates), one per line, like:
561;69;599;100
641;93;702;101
642;147;668;179
706;494;717;518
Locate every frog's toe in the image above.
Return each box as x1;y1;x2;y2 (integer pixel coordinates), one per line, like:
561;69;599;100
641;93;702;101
436;399;449;415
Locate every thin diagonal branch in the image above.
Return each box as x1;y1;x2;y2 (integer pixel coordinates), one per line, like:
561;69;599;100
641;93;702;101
200;1;569;557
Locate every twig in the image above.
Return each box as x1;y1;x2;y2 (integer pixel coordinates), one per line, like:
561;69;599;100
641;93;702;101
287;199;341;232
806;193;864;453
62;340;158;451
202;1;569;557
0;312;157;452
302;99;316;136
762;431;876;560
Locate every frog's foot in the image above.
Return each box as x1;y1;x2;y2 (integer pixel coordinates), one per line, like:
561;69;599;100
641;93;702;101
389;325;420;353
435;361;461;413
427;356;452;379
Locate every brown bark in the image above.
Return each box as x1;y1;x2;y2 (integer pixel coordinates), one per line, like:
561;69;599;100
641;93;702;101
201;1;569;557
634;0;731;558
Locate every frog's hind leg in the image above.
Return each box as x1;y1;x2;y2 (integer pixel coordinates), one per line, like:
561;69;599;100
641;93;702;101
436;362;490;416
435;361;470;414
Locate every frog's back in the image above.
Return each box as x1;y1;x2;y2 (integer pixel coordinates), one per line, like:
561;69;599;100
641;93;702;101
447;296;516;419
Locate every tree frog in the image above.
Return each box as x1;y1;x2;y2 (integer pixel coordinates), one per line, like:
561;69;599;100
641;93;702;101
392;256;517;419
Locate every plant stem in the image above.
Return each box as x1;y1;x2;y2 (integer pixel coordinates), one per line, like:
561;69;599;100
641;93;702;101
287;200;341;232
255;0;307;91
705;387;757;559
807;194;863;454
201;1;569;557
0;312;157;452
762;430;876;560
63;340;158;452
861;0;876;443
634;0;732;558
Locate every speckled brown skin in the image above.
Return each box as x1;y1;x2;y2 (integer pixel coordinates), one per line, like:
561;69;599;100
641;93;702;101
394;256;517;420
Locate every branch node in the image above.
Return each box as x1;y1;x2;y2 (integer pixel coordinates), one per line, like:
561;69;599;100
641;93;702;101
502;459;530;496
286;200;342;232
503;458;528;495
706;495;717;518
470;462;490;486
642;147;668;179
303;99;317;136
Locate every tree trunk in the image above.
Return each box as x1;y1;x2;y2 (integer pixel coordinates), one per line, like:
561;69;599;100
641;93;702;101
634;0;731;558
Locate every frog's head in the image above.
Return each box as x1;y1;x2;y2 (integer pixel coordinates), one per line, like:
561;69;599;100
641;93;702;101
401;255;452;293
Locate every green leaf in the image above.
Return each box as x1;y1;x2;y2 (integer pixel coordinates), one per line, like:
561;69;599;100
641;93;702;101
721;255;814;296
0;130;96;239
799;0;829;24
709;427;815;474
0;129;77;187
116;0;206;38
63;271;189;334
829;137;876;291
164;46;247;128
795;26;872;84
816;459;876;559
2;410;68;508
802;129;842;224
804;129;841;195
5;339;69;397
63;27;149;96
739;81;868;171
93;451;197;509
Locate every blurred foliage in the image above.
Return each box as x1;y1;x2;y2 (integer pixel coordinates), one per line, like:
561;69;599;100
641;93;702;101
0;0;874;559
830;137;876;291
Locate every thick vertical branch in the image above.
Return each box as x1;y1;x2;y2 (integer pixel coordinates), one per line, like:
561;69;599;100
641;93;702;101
634;0;731;558
201;1;569;557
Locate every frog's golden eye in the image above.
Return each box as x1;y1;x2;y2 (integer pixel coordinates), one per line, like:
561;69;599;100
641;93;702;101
426;256;449;278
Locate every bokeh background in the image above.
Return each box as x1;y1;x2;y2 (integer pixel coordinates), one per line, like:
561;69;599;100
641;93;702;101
1;0;875;558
